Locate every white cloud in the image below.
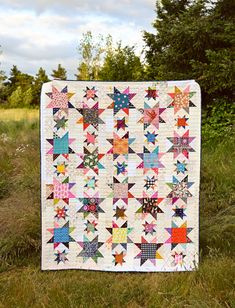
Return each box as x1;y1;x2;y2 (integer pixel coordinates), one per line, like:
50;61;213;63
0;0;155;21
0;1;156;78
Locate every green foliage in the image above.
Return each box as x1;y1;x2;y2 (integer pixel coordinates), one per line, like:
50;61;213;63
3;66;33;107
51;64;67;80
8;86;33;108
0;66;50;108
202;99;235;142
99;42;144;81
76;32;144;81
143;0;235;106
8;65;34;92
32;67;50;106
192;49;235;99
76;31;105;80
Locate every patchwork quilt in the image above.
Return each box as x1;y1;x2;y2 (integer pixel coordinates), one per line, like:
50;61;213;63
41;80;201;271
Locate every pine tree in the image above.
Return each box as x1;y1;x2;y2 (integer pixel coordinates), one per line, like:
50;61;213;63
32;67;50;106
51;64;67;80
8;65;23;91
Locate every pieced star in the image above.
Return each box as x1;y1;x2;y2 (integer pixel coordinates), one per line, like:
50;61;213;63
47;222;75;249
77;236;104;263
173;206;186;219
54;250;68;264
135;237;163;265
143;221;156;235
145;86;158;100
84;86;98;100
115;118;127;131
114;161;127;175
176;115;188;129
136;196;164;219
77;196;105;218
106;221;133;249
168;85;195;114
107;87;136;114
84;176;98;190
144;176;157;190
54;116;68;130
166;175;194;204
55;206;68;220
165;222;193;249
113;251;126;266
167;130;195;159
46;177;76;203
47;132;76;156
85;132;97;145
143;103;166;129
114;206;127;220
174;160;187;174
54;161;68;176
172;252;186;266
85;220;98;234
145;131;157;144
143;146;165;171
46;85;75;108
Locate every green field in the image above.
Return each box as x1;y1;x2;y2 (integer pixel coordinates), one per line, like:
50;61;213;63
0;109;234;307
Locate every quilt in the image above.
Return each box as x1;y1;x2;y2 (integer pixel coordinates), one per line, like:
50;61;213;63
41;80;201;271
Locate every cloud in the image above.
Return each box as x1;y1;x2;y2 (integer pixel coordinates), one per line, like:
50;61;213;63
0;0;155;24
0;1;156;78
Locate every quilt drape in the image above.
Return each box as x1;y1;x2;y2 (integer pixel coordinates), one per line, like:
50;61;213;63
41;80;200;271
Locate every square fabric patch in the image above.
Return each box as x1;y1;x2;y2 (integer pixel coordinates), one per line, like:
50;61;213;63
41;80;201;271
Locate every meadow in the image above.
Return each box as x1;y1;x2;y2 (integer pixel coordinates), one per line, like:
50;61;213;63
0;108;234;308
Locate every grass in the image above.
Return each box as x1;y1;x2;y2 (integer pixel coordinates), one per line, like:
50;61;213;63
0;108;39;122
0;108;234;307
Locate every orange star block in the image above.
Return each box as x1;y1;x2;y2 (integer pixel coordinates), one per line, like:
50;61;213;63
176;116;188;128
113;251;126;266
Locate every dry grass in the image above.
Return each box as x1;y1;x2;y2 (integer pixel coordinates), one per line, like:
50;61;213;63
0;108;39;122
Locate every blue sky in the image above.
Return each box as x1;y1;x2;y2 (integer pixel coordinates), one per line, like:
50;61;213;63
0;0;156;79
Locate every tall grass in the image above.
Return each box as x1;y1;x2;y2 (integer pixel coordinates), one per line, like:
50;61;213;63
0;108;39;122
0;109;234;307
0;112;40;270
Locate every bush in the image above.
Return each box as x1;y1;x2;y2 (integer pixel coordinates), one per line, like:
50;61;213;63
202;99;235;142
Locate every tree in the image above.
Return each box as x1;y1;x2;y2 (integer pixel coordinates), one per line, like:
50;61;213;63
143;0;235;105
51;64;67;80
7;65;34;92
0;46;6;83
5;65;34;107
32;67;50;106
99;42;144;81
8;86;33;107
0;46;7;104
8;65;23;91
76;31;105;80
0;70;6;84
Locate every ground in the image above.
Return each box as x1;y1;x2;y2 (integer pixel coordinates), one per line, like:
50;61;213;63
0;109;234;307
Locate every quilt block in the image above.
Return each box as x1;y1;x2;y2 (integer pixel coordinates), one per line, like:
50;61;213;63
41;80;201;271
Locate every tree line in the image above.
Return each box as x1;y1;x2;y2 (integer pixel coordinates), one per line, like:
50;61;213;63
0;0;234;108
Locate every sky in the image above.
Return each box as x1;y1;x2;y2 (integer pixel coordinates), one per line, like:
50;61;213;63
0;0;156;79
